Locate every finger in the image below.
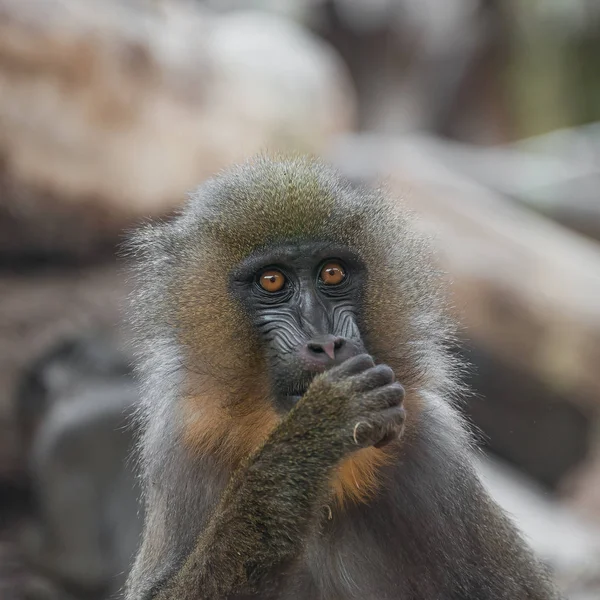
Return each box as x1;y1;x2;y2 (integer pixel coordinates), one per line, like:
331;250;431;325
351;420;374;447
374;429;402;449
350;405;405;448
348;364;395;392
328;354;375;381
361;382;405;409
372;406;406;448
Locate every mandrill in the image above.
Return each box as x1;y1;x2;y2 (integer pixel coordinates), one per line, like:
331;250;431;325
124;156;561;600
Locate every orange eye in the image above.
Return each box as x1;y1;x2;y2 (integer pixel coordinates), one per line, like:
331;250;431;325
259;270;286;292
320;262;346;286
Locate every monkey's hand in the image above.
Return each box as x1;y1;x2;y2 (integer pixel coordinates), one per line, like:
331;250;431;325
285;354;406;457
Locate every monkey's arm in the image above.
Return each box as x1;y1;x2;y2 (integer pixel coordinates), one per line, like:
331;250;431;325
150;428;333;599
132;356;404;600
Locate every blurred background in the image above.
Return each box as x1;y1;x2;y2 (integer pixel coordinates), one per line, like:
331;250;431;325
0;0;599;598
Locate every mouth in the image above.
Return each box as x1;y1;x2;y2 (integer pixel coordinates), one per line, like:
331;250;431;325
285;385;309;405
280;375;314;407
287;394;303;405
275;363;336;410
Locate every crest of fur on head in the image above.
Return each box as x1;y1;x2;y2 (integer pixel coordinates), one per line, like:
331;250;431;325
127;154;461;506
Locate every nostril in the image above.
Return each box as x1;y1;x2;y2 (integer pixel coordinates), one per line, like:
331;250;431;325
305;337;346;360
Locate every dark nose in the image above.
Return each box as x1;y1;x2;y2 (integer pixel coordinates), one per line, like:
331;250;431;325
301;335;351;369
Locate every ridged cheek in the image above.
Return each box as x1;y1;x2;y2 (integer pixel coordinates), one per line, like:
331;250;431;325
256;311;305;356
330;303;361;340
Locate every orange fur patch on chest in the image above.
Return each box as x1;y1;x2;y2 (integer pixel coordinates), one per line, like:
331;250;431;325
331;447;393;506
182;392;393;506
182;392;280;467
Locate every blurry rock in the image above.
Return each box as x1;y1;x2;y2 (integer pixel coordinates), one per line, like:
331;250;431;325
16;335;142;598
0;0;355;261
16;332;131;450
463;345;591;489
0;264;126;481
0;538;77;600
392;129;600;243
315;0;510;143
564;446;600;525
476;454;600;600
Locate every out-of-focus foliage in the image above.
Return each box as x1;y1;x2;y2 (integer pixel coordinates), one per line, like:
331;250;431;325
506;0;600;137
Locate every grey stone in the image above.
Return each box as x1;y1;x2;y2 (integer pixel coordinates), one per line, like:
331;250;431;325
18;336;143;598
476;454;600;599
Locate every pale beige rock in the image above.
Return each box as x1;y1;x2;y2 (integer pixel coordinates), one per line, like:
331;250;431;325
0;0;355;259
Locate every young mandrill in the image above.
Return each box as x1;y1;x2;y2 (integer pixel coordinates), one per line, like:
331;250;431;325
125;156;561;599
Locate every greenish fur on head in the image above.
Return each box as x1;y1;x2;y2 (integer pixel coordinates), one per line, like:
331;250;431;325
128;154;460;403
182;154;375;261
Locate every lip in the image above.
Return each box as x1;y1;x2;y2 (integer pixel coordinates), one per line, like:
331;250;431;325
283;382;311;406
278;368;326;408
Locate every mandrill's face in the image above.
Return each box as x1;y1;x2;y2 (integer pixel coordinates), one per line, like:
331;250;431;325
230;239;367;411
